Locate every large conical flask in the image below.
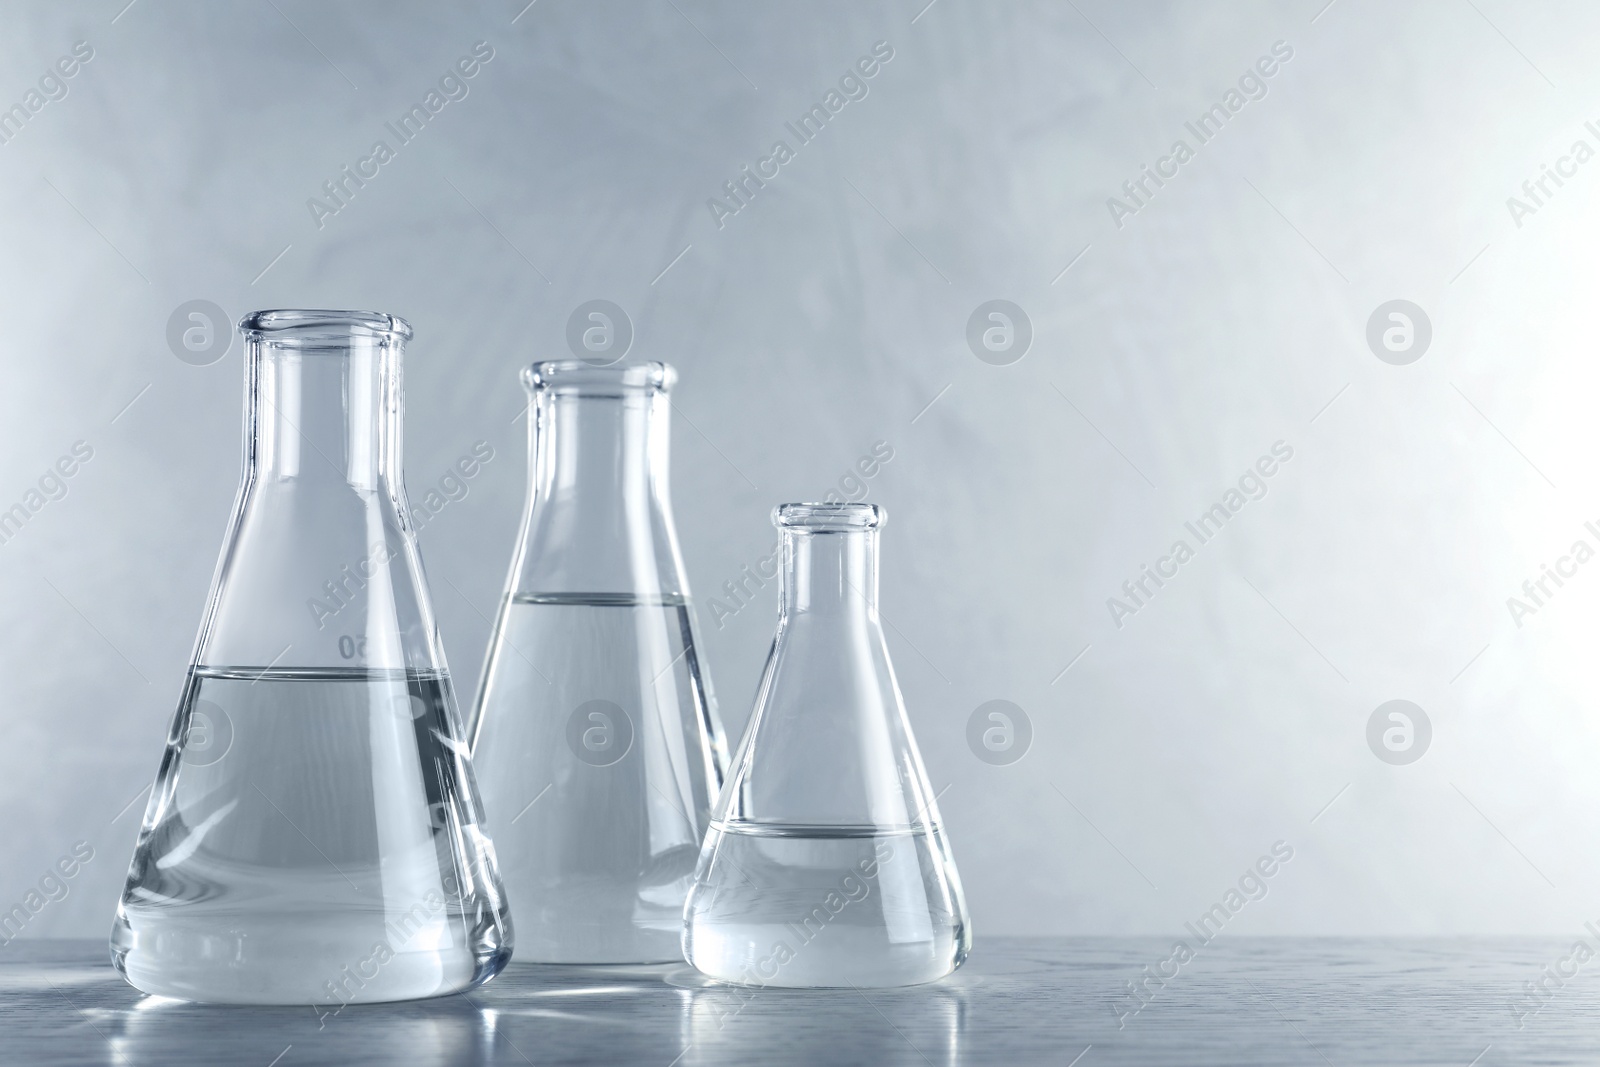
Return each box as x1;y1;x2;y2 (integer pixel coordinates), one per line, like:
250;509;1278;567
112;310;512;1004
469;360;728;963
683;503;970;988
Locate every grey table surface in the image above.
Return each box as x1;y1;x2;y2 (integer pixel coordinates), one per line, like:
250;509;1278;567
1;937;1594;1066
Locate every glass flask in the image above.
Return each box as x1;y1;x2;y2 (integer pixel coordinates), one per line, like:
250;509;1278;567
111;310;512;1005
683;503;970;988
468;360;728;963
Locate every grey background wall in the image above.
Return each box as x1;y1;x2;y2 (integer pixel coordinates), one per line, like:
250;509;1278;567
2;0;1597;940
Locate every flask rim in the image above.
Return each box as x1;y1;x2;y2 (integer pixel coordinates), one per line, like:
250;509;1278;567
773;502;884;531
238;309;413;344
522;360;675;395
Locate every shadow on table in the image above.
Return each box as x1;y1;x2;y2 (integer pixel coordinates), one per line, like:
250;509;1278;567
68;959;974;1066
471;961;976;1066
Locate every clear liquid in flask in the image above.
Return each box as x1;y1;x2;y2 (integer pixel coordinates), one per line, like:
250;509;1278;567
471;592;720;963
112;667;510;1005
682;823;968;988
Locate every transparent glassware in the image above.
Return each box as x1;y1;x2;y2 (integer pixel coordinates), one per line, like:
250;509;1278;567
468;360;728;963
111;310;512;1005
683;503;970;988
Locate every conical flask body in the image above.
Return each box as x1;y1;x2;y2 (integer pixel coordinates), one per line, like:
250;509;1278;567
469;361;727;963
111;311;512;1004
683;504;970;988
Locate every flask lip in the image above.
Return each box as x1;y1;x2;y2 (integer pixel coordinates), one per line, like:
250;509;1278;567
239;309;413;344
523;360;675;395
773;502;884;532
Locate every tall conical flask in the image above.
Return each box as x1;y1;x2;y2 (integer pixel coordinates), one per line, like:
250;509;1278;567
111;310;512;1004
683;503;971;987
468;360;728;963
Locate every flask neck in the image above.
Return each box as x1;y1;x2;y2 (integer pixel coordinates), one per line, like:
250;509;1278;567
512;363;684;598
248;337;400;492
531;390;663;513
781;528;878;619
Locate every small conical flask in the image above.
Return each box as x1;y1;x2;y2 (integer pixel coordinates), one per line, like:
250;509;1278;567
468;360;728;963
683;503;971;988
111;310;512;1004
